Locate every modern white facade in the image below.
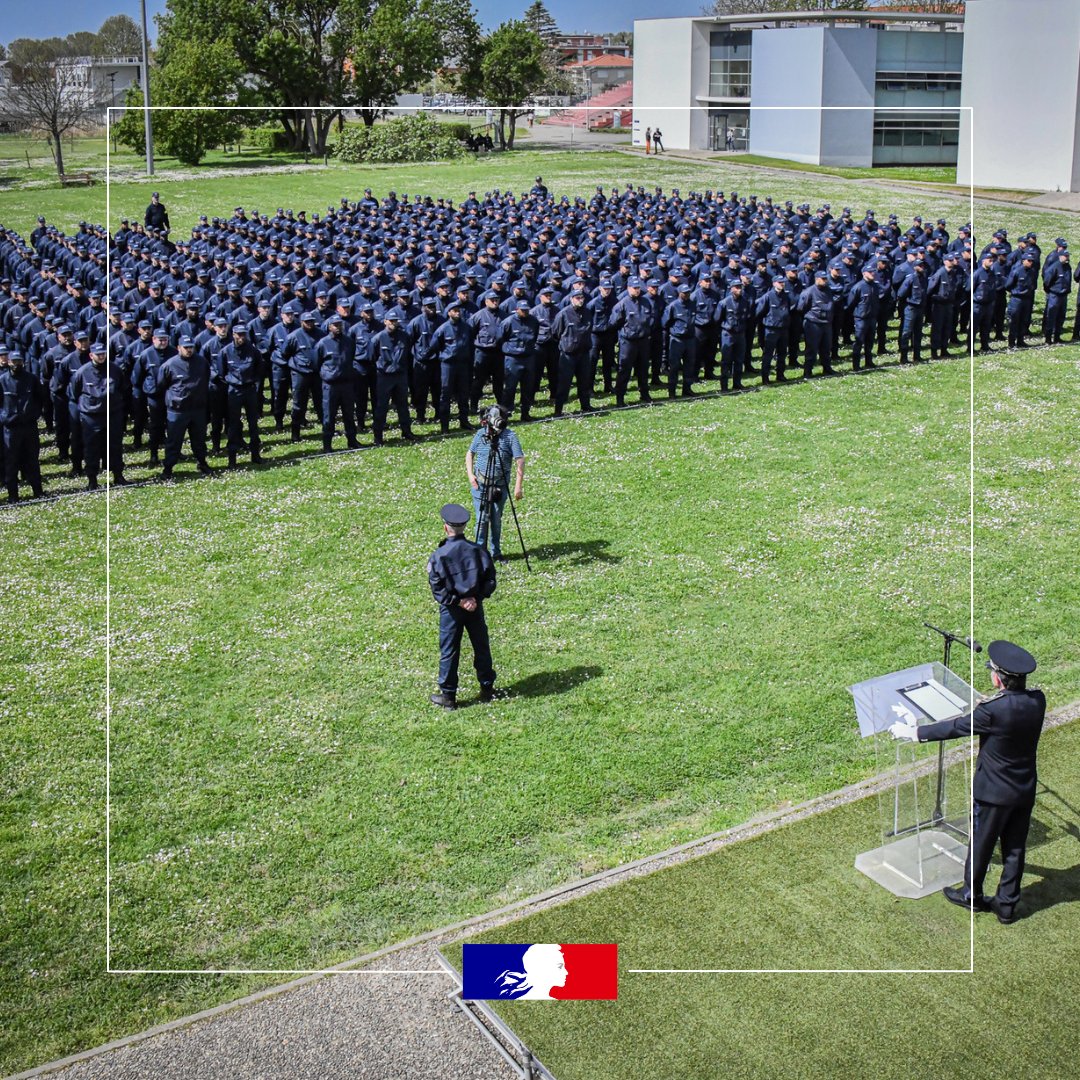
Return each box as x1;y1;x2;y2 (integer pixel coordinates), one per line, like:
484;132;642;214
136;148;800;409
957;0;1080;192
633;10;964;168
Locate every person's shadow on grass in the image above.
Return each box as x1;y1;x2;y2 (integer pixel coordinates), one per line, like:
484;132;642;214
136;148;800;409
502;665;602;699
1014;858;1080;920
525;539;621;567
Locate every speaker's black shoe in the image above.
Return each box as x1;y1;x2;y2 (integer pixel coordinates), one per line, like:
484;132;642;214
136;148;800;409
479;686;495;702
989;897;1016;924
430;692;457;710
943;886;990;912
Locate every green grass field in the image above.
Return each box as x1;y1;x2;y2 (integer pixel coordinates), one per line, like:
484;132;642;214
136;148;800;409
455;720;1080;1079
718;152;959;185
3;341;1079;1074
3;153;1080;1074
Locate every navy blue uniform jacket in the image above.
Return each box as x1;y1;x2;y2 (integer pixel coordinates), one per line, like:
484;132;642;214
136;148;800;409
918;688;1046;805
428;534;497;608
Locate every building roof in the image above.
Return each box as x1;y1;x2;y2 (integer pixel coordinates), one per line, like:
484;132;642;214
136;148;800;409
637;9;963;29
563;54;635;70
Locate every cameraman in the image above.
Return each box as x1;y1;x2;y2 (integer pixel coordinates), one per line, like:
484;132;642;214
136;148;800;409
465;404;524;563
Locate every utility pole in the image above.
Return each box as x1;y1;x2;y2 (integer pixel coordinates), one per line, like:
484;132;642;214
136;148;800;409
140;0;154;175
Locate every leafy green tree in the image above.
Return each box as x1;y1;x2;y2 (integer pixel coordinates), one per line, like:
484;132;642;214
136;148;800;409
114;40;245;165
156;0;479;151
96;14;143;57
344;0;479;126
523;0;559;43
156;0;355;154
479;21;546;149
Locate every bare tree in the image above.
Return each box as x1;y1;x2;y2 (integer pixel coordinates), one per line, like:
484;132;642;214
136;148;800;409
2;45;108;178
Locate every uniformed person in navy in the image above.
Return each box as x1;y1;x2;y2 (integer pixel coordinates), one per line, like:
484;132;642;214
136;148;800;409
428;503;497;710
890;640;1046;923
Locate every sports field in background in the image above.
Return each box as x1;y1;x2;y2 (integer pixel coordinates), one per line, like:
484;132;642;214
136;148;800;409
2;152;1079;1074
454;722;1080;1080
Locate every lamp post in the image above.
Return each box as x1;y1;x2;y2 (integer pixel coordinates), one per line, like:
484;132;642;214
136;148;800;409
140;0;154;175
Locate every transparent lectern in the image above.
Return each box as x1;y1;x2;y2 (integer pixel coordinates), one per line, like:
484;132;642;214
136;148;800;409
848;662;977;898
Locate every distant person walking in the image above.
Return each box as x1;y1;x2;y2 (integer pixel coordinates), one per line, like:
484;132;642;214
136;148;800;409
644;127;652;155
726;129;735;152
653;127;664;154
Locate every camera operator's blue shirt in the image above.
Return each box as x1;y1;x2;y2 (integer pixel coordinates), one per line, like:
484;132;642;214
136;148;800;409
469;427;523;487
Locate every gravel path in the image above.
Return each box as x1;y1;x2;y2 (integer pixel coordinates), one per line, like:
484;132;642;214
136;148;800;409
26;945;513;1080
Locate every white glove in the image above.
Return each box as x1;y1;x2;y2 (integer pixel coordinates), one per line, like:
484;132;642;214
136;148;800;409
891;703;917;724
889;721;919;742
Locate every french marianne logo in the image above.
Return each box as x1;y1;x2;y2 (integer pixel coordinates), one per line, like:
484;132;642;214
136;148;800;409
462;943;618;1001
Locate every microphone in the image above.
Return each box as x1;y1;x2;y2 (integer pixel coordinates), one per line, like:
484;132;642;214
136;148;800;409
966;637;983;653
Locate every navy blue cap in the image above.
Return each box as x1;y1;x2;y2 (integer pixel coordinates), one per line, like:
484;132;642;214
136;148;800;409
384;309;401;321
985;640;1036;676
232;322;248;332
137;320;152;330
179;336;195;347
514;298;529;310
214;316;228;327
677;283;691;294
440;503;470;527
89;342;106;355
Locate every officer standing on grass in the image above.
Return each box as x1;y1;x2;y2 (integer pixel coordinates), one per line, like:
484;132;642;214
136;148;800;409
0;350;45;502
144;192;170;237
158;336;213;481
890;641;1045;924
428;502;497;711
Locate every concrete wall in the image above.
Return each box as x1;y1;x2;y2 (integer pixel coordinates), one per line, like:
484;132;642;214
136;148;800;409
749;27;825;163
958;0;1080;191
633;18;695;150
819;29;876;167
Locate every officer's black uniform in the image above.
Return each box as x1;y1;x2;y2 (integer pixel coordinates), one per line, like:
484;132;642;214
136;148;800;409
917;640;1045;922
144;193;170;234
428;503;497;709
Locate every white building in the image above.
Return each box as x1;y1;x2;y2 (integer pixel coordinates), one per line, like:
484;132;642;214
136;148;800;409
957;0;1080;192
633;9;964;167
58;55;143;120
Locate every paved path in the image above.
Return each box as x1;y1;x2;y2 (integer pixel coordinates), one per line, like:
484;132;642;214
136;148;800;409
21;945;514;1080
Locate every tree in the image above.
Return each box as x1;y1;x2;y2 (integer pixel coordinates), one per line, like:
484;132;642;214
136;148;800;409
479;21;546;150
523;1;560;43
114;40;245;165
96;14;144;57
344;0;480;126
156;0;354;155
1;43;108;178
156;0;479;153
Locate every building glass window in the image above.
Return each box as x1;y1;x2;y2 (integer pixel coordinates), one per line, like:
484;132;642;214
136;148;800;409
709;31;752;98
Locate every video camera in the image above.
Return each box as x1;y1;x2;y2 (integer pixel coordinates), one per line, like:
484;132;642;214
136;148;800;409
479;403;509;439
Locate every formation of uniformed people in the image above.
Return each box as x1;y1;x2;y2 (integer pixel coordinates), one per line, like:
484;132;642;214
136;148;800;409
1;183;1076;502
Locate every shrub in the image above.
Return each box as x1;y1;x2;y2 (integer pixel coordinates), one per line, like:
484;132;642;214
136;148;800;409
244;125;291;152
334;113;468;164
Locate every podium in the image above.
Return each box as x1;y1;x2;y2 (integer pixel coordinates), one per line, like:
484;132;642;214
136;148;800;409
848;662;977;898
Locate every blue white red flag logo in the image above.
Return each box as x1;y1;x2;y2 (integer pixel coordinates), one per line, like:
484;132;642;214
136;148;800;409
462;943;618;1000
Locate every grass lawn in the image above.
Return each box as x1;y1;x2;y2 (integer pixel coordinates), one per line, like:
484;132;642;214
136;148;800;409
453;719;1080;1079
723;152;959;184
2;156;1079;1074
0;148;1076;246
2;340;1079;1074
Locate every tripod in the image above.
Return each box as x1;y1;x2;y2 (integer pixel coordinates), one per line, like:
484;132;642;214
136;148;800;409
474;421;531;570
922;620;982;837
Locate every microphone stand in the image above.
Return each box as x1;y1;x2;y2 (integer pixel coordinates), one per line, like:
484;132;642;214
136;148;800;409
922;621;979;836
